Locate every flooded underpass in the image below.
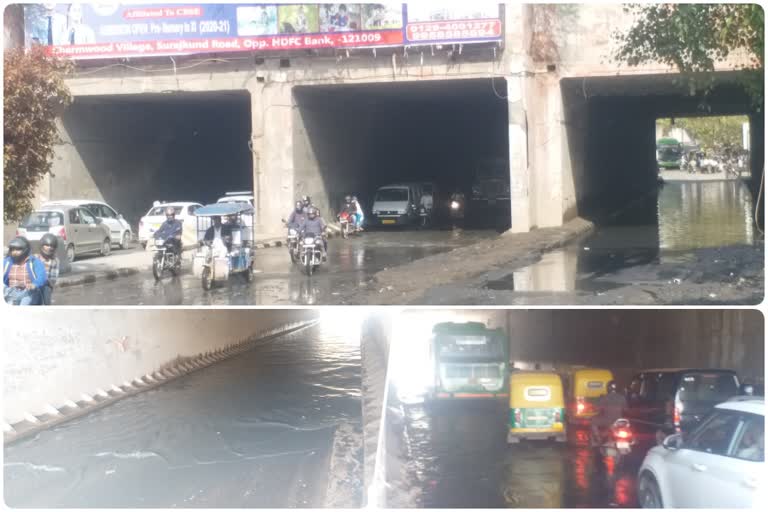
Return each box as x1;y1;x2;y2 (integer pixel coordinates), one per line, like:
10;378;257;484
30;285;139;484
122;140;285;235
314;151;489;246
3;321;362;508
385;401;654;508
51;230;496;306
420;178;763;305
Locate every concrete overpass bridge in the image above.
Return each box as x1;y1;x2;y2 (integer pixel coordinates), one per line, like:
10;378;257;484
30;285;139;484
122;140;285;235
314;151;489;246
40;3;761;236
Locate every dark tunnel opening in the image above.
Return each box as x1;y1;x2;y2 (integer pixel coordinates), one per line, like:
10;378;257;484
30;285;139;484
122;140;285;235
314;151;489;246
293;78;510;229
55;91;253;229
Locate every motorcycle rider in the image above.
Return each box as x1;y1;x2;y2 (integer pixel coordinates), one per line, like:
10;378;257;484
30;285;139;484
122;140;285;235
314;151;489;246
300;195;313;214
287;201;307;229
299;206;329;261
36;233;60;305
351;195;364;231
590;380;628;446
339;195;356;228
153;206;183;256
3;237;47;305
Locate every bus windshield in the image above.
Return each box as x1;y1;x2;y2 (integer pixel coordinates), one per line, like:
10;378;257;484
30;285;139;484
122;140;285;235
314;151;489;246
435;334;505;361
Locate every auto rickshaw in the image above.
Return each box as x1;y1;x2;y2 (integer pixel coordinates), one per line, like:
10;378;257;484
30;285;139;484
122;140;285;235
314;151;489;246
507;371;566;443
564;368;615;425
192;202;254;290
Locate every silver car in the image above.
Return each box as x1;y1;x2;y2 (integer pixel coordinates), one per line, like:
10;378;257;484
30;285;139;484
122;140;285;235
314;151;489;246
16;205;112;263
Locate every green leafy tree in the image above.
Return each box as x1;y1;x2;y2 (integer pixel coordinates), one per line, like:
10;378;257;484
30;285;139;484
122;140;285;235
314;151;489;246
613;4;764;106
3;46;72;222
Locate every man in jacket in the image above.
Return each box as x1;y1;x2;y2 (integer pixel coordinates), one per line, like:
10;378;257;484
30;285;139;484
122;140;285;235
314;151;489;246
3;237;47;305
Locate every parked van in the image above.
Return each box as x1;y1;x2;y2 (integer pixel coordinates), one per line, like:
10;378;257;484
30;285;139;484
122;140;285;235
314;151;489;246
371;183;422;226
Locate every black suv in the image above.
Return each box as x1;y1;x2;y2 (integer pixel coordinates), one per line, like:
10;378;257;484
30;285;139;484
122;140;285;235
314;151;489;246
625;368;740;436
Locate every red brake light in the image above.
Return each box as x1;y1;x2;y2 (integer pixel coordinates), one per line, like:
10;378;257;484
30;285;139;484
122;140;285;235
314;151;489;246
576;400;585;414
674;405;681;430
58;227;67;241
615;429;630;439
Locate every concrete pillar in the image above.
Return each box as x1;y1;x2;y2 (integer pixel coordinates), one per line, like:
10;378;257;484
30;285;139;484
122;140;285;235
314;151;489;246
507;76;531;232
250;83;296;236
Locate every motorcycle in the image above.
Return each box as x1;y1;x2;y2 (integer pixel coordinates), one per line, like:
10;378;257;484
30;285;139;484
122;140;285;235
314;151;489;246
300;232;324;276
151;237;181;281
418;205;432;228
287;227;300;263
592;418;636;467
338;211;356;239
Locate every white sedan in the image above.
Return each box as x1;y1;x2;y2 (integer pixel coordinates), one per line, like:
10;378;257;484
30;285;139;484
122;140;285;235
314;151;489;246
138;202;202;249
637;398;764;508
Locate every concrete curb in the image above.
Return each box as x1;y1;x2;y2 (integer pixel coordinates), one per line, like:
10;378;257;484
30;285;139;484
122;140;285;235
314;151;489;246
56;236;287;288
3;320;318;445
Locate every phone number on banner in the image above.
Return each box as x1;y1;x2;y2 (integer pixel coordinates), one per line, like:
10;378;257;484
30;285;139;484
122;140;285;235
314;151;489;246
406;19;502;41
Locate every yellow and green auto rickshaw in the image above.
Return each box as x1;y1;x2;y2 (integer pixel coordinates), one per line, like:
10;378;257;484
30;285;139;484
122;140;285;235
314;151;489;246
565;368;615;425
507;371;566;443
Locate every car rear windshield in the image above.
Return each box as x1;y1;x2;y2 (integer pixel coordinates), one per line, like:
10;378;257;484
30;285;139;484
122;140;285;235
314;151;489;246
376;189;408;202
21;211;64;229
678;373;739;403
148;206;183;216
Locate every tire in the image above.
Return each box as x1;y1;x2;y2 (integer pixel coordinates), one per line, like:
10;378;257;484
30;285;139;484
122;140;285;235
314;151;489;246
169;255;179;277
245;262;254;283
342;224;348;239
152;253;163;281
290;249;298;264
202;266;213;290
638;472;663;508
66;244;76;263
100;238;111;257
305;257;313;276
119;231;130;250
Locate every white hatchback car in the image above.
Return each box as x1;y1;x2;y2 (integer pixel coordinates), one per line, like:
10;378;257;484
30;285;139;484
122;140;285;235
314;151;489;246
637;397;764;508
138;202;203;249
41;200;133;249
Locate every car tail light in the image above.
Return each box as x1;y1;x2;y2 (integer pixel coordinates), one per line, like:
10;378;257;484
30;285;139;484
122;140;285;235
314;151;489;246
576;398;585;414
57;227;67;241
514;408;521;425
673;405;681;431
554;409;561;422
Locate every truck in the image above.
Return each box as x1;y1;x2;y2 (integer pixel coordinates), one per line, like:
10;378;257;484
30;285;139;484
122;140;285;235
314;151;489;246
469;157;511;216
428;321;509;400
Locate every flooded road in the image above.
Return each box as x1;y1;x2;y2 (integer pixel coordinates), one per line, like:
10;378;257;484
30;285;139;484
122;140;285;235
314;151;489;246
3;322;362;508
52;230;495;305
385;401;652;508
421;179;763;305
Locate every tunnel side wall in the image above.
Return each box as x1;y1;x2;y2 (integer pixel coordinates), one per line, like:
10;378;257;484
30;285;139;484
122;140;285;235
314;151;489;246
3;309;317;425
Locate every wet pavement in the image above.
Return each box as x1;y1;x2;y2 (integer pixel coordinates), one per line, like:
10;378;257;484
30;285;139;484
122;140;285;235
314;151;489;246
385;400;655;508
51;230;495;305
419;180;764;305
3;322;362;508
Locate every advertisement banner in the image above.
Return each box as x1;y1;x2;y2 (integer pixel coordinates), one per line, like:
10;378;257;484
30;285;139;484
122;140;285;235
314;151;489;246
23;4;502;60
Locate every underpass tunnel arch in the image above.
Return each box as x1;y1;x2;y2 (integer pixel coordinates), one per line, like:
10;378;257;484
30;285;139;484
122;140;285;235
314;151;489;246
292;78;510;226
561;72;763;231
52;90;254;230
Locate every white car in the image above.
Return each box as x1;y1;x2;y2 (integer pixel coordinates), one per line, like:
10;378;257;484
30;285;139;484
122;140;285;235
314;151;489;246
637;397;764;508
41;200;133;249
138;202;202;249
217;191;254;231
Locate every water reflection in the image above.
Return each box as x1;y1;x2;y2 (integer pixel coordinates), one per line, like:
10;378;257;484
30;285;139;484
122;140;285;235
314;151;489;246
493;179;757;293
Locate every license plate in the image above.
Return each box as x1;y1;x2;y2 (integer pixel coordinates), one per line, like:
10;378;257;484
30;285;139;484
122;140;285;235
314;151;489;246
617;441;629;449
382;219;395;224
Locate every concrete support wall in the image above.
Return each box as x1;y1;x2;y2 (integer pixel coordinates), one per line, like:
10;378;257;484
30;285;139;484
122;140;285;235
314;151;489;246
3;309;317;425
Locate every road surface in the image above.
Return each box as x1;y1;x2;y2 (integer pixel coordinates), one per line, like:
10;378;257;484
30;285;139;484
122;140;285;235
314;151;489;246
4;321;363;508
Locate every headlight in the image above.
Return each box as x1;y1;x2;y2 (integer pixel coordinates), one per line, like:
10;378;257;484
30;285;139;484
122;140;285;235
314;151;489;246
154;239;165;246
288;229;297;235
304;237;315;244
450;201;460;210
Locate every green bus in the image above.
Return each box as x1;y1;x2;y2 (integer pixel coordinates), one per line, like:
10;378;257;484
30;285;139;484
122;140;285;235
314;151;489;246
429;321;509;400
657;137;683;169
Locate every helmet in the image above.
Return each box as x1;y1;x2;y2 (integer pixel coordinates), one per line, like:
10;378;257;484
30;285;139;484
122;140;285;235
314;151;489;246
345;195;352;203
308;207;317;219
7;237;31;262
301;195;311;205
295;200;303;212
165;206;176;218
40;233;58;256
607;380;618;393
